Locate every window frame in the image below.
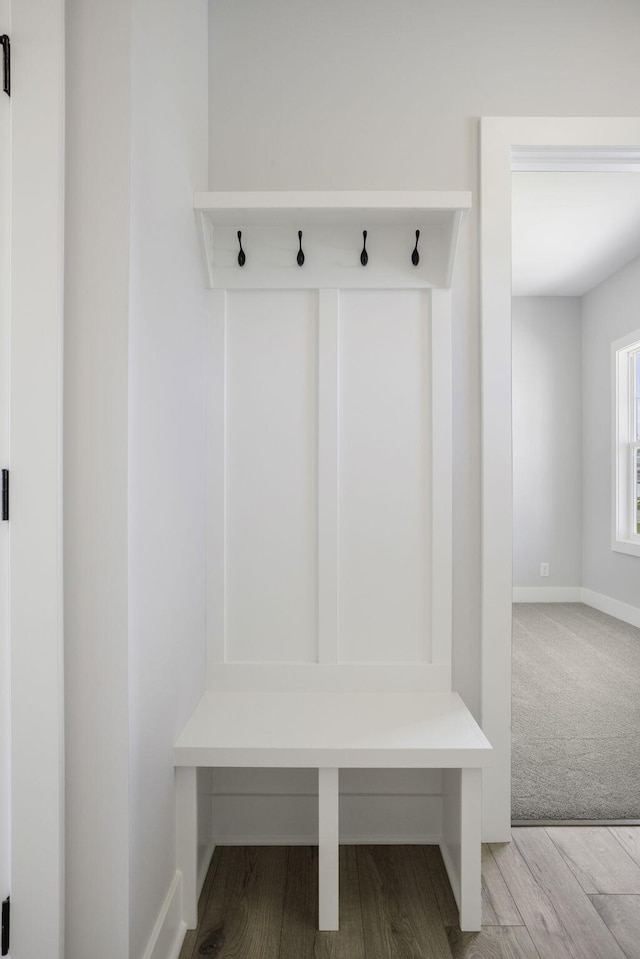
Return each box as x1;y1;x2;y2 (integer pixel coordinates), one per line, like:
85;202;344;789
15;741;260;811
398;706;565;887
612;329;640;556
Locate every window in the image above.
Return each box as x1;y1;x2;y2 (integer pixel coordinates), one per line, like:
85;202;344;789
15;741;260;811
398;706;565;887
613;331;640;556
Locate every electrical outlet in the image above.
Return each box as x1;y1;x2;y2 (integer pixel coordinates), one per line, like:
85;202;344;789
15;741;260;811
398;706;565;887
540;562;549;577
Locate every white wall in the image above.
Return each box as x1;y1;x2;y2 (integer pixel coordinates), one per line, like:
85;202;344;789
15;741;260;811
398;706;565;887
66;2;209;958
208;0;640;718
64;0;130;959
512;297;582;588
582;254;640;609
65;1;131;956
128;2;209;957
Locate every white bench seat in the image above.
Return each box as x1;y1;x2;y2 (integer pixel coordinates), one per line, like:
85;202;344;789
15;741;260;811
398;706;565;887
174;690;491;932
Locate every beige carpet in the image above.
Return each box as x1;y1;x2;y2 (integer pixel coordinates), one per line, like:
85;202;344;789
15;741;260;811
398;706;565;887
512;602;640;821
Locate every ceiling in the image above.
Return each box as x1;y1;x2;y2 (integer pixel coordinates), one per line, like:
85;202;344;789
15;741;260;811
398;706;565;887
511;172;640;297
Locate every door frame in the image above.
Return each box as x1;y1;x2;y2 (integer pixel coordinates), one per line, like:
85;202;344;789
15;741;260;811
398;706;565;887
0;0;9;911
479;117;640;842
8;2;65;955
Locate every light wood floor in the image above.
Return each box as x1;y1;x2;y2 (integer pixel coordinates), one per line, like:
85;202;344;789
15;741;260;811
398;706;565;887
179;827;640;959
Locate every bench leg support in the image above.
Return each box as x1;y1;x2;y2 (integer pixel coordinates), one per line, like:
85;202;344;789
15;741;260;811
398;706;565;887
441;767;482;932
318;767;339;931
176;766;198;929
459;767;482;932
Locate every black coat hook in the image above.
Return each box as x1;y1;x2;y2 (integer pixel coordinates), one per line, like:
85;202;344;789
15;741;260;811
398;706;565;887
237;230;246;267
297;230;305;267
412;230;420;266
360;230;368;267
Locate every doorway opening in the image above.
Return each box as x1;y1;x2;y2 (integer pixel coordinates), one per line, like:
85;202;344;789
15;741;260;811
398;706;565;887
480;118;640;842
510;167;640;822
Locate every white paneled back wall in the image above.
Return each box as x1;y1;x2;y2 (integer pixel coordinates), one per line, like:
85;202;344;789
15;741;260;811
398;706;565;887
207;287;434;669
205;283;440;840
339;291;432;662
226;290;319;663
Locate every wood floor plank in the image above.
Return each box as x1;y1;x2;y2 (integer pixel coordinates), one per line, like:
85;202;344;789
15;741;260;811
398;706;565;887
590;895;640;959
279;845;366;959
610;827;640;870
190;846;288;959
447;926;541;959
546;828;640;894
488;841;577;959
481;845;524;926
423;845;459;927
510;828;627;959
279;846;318;958
357;845;453;959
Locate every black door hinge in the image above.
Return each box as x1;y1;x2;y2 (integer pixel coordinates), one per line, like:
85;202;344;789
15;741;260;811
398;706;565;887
1;896;9;956
2;470;8;521
0;35;9;97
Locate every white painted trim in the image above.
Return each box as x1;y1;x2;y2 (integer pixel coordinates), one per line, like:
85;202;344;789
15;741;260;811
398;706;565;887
0;0;9;910
512;587;640;627
141;871;186;959
194;189;471;217
480;117;640;844
142;842;217;959
612;329;640;556
10;2;65;955
318;290;339;664
176;767;198;929
512;587;582;603
207;662;451;692
318;768;339;930
511;145;640;172
581;588;640;630
431;290;452;664
444;210;466;288
206;290;227;672
613;538;640;558
459;768;482;931
197;838;216;900
439;769;483;932
439;839;459;908
213;833;443;845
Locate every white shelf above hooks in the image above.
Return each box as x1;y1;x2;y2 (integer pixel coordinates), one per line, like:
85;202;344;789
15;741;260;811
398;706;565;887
194;191;471;290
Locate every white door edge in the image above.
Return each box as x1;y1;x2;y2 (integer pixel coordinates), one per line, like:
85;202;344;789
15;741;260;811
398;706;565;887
9;1;65;955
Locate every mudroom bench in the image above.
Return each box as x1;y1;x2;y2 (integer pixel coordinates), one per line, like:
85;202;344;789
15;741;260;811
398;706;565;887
175;687;491;932
175;190;492;934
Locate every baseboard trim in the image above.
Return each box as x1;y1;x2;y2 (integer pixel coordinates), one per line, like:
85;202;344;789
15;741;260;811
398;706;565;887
514;819;640;827
581;588;640;629
512;586;640;629
512;587;582;603
141;870;186;959
213;833;442;846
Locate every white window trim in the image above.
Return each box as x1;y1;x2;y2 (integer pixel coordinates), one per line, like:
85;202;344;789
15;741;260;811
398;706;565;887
612;329;640;557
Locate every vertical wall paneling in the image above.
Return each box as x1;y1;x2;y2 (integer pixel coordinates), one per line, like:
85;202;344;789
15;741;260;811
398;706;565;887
318;290;340;663
206;290;227;673
338;291;432;663
225;290;319;663
431;290;453;666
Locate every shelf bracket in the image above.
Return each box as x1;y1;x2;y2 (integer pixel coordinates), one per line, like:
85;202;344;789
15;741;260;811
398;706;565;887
196;211;215;288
